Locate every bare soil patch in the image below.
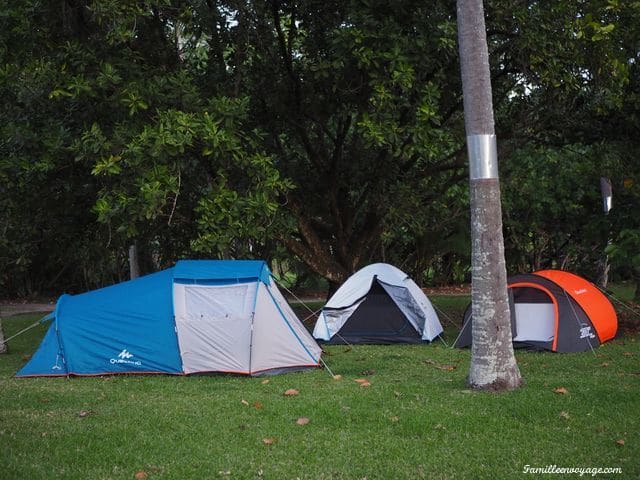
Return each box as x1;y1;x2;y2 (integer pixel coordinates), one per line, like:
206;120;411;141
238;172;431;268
1;302;54;317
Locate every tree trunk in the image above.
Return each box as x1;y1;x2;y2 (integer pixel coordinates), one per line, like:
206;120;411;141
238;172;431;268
326;280;342;301
0;319;7;354
596;256;610;289
129;244;140;280
457;0;521;390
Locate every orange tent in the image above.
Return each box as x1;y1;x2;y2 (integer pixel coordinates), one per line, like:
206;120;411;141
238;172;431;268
455;270;618;353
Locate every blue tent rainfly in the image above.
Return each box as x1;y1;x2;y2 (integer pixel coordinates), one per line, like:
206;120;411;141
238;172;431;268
17;260;321;377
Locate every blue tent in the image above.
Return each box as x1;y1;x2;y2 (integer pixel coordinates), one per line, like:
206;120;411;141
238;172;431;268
17;260;321;377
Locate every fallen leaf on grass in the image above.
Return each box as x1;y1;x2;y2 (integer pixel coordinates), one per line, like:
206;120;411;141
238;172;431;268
553;387;569;395
262;438;275;445
78;410;93;418
332;375;343;381
601;362;610;367
423;359;457;371
145;465;162;473
559;411;570;420
354;378;372;387
241;399;249;406
296;417;310;426
261;379;270;385
253;401;263;410
616;439;625;446
623;352;633;357
283;389;299;396
134;471;148;480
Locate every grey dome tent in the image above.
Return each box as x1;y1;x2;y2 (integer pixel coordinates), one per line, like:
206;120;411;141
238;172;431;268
312;263;443;344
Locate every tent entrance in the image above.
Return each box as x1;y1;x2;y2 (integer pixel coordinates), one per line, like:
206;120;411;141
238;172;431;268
332;281;421;344
173;282;257;374
511;286;556;343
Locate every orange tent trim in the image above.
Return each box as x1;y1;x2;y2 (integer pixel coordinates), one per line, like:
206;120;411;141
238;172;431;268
534;270;617;342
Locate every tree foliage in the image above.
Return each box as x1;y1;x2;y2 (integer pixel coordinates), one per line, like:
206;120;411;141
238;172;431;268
501;145;610;276
606;176;640;301
0;1;291;295
229;0;465;288
1;0;638;297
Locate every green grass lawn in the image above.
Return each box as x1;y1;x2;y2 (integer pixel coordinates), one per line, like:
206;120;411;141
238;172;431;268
1;301;639;479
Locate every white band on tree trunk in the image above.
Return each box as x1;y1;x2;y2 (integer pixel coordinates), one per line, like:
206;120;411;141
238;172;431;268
467;134;498;180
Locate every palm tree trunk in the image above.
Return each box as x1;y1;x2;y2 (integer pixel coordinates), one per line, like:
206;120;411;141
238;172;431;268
456;0;521;390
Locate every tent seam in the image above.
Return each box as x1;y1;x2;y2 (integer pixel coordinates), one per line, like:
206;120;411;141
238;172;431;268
265;284;319;364
248;281;262;375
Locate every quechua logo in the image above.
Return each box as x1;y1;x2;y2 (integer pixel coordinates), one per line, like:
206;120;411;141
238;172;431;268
110;348;142;366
